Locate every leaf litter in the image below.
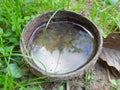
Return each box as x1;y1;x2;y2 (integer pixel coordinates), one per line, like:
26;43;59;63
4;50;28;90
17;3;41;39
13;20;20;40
100;33;120;72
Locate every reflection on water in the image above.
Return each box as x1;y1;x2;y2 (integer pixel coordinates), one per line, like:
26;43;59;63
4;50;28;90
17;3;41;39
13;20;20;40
30;22;95;74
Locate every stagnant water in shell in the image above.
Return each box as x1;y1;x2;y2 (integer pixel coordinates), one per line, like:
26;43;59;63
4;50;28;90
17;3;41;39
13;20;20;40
29;21;96;74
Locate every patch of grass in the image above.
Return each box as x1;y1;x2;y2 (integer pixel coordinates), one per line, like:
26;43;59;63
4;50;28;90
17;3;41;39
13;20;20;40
88;0;120;37
38;0;70;12
84;69;94;90
110;79;120;90
0;0;119;89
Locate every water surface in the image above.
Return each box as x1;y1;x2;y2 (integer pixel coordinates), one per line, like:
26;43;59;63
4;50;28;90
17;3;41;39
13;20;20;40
29;22;95;74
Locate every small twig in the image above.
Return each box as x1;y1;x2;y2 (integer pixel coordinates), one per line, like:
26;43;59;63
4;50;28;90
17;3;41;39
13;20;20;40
106;65;111;82
65;81;70;90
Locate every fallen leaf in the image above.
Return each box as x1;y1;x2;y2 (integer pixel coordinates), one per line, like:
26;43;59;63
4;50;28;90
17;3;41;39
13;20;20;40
99;33;120;72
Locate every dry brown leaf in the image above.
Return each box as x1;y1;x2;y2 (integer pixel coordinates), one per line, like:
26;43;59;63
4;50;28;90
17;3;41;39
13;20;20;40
99;33;120;72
